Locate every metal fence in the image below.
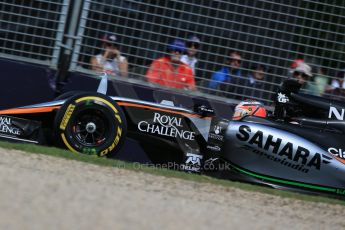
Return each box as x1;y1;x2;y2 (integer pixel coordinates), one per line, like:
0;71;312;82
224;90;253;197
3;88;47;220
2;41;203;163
0;0;68;67
2;0;345;104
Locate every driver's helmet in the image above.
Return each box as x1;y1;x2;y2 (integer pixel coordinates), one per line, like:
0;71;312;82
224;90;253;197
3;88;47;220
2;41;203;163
232;100;267;120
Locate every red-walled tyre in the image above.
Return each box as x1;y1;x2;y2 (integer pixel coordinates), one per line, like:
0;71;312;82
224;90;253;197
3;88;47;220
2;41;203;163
54;92;126;157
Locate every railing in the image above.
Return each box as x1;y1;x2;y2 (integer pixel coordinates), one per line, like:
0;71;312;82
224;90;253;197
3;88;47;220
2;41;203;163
0;0;69;67
1;0;345;104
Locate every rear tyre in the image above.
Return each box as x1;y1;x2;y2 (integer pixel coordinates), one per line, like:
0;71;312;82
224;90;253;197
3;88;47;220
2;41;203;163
54;92;126;157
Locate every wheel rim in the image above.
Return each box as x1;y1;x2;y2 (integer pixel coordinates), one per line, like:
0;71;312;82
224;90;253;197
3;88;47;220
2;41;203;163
71;109;110;147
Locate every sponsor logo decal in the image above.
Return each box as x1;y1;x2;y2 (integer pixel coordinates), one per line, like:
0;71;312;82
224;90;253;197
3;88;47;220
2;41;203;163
203;157;218;170
328;106;345;120
277;92;289;103
203;158;231;171
181;153;203;172
328;147;345;159
60;104;75;130
198;105;214;114
137;113;195;140
208;125;224;141
185;153;202;165
0;116;21;135
204;158;219;165
236;125;331;172
206;145;221;152
214;125;221;134
209;133;224;141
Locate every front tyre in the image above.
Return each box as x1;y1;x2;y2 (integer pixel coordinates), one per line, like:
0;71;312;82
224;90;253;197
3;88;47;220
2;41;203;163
54;93;126;157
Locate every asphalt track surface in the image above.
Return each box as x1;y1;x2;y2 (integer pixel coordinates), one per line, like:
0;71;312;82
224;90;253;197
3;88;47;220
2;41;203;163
1;148;345;230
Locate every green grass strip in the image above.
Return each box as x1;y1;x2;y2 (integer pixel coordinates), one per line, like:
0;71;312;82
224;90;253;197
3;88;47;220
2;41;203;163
0;140;345;205
231;164;336;192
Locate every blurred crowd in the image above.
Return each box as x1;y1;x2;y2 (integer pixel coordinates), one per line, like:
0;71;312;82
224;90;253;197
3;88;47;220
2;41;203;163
89;34;345;102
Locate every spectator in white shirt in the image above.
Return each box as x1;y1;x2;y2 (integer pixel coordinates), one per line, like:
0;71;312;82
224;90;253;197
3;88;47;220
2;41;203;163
90;34;128;77
181;35;200;76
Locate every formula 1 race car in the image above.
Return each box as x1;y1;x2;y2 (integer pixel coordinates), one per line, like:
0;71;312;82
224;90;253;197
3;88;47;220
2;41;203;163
1;74;345;199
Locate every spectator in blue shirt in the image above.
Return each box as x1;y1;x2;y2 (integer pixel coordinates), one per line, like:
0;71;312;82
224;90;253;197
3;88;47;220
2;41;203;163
242;64;270;100
208;51;242;94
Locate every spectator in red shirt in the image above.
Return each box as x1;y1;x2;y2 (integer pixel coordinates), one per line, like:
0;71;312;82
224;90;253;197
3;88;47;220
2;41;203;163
145;39;196;90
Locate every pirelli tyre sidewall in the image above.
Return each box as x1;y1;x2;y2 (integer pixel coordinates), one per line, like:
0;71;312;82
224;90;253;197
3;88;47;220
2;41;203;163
54;93;127;157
